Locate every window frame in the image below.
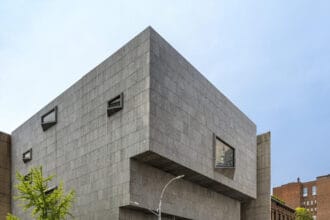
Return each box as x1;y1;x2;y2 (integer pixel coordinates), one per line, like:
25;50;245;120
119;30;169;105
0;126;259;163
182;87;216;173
22;148;32;163
214;135;235;169
107;93;124;117
41;106;58;131
312;185;317;196
303;187;308;197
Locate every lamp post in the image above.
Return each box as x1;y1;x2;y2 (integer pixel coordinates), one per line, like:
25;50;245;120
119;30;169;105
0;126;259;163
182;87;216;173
131;174;184;220
157;175;184;220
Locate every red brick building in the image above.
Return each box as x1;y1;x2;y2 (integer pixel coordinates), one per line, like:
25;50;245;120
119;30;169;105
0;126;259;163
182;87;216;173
271;196;295;220
273;175;330;220
0;132;11;217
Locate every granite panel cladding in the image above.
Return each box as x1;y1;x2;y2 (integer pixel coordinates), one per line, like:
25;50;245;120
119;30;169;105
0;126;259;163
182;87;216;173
11;28;152;219
10;27;269;220
148;28;257;198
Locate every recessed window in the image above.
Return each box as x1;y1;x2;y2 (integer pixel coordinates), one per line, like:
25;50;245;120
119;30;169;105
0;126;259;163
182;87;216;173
22;149;32;163
24;173;32;183
303;187;308;197
107;93;123;117
45;186;58;195
214;136;235;168
312;185;317;195
41;106;57;131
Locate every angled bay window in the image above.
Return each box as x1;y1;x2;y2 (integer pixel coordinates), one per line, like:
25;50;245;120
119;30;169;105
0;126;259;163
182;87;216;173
107;93;123;117
214;136;235;168
41;106;57;131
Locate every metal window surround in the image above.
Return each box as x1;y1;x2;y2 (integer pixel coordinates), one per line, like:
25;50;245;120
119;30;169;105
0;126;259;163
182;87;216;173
22;148;32;163
45;186;58;195
41;106;57;131
214;135;235;168
107;93;123;117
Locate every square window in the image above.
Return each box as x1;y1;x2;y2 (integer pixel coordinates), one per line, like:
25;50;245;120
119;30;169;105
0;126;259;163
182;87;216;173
22;148;32;163
214;136;235;168
107;93;123;117
41;107;57;131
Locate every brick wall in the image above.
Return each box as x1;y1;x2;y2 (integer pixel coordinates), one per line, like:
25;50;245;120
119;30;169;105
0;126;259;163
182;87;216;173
317;175;330;220
271;197;295;220
0;131;11;218
273;182;302;209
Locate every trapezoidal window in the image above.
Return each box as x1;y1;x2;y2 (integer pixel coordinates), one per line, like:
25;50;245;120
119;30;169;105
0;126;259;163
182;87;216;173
215;136;235;168
107;93;123;117
41;106;57;131
45;186;58;195
22;148;32;163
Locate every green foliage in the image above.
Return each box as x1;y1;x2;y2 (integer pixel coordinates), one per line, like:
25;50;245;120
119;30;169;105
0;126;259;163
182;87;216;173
6;213;20;220
295;207;313;220
271;195;286;204
7;167;75;220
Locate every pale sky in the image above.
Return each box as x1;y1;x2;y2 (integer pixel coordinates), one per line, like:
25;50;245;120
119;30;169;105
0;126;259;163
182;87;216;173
1;0;329;188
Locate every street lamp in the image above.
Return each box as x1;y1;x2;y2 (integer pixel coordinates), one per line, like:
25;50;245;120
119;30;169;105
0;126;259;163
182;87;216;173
131;174;185;220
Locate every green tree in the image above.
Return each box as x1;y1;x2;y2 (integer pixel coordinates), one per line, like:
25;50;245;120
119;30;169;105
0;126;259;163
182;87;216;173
295;207;313;220
7;167;75;220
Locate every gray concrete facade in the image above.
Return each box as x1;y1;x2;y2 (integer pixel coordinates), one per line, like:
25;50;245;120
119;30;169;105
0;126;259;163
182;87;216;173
10;27;270;219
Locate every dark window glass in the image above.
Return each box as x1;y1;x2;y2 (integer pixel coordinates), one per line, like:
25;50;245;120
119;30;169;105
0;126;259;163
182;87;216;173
107;93;123;117
41;107;57;131
22;148;32;163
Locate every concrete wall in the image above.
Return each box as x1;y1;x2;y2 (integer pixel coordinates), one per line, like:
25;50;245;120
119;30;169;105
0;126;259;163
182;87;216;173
148;28;257;199
0;132;11;218
11;28;152;219
129;160;240;220
242;132;271;220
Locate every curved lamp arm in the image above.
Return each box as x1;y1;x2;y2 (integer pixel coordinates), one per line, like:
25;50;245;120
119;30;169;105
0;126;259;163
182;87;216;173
158;175;184;220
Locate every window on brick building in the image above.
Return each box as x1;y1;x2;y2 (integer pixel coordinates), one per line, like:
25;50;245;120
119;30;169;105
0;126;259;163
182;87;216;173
303;187;308;197
312;185;317;195
214;136;235;168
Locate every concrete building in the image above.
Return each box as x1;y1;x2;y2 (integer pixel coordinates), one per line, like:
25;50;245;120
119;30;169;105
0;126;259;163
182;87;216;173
3;27;271;219
271;196;295;220
273;175;330;220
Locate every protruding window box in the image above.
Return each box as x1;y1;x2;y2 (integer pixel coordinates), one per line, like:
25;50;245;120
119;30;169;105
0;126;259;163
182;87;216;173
45;186;58;195
22;149;32;163
107;93;123;117
24;173;32;183
214;136;235;168
41;106;57;131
